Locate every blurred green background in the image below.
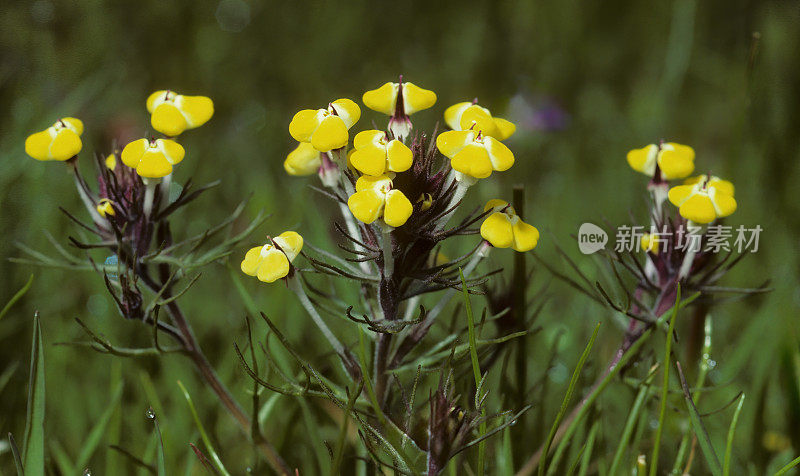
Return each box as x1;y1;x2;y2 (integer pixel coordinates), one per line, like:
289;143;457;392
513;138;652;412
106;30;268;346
1;0;799;474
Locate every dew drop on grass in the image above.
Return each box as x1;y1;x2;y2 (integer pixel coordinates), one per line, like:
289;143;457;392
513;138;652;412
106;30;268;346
83;469;91;476
146;407;156;420
104;254;119;279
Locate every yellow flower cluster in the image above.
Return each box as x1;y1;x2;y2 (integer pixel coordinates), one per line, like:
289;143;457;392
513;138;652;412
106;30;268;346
289;99;361;153
146;90;214;137
347;175;413;228
627;143;737;224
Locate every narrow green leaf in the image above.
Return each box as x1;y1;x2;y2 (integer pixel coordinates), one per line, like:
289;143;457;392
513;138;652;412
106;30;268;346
650;284;681;476
331;381;363;476
774;455;800;476
577;422;599;476
9;433;24;476
74;382;123;471
676;361;722;476
149;410;166;476
177;381;230;476
460;267;486;475
22;311;44;476
542;322;601;476
0;362;20;396
49;439;74;475
723;393;746;476
0;274;33;321
610;366;657;475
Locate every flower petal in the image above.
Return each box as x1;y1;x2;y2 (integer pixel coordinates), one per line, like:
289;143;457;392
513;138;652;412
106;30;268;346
484;137;514;171
493;117;516;140
436;130;472;158
353;130;385;149
62;118;84;135
511;220;539;252
311;115;349;152
480;212;514;248
351;147;387;176
137;151;173;178
25;130;53;161
484;199;510;213
362;83;398;116
49;129;82;161
402;82;436;115
444;102;471;131
331;98;361;129
667;184;695;206
451;143;493;179
709;177;735;197
274;231;304;262
289;109;321;143
383;190;413;227
386;140;413;172
240;246;263;276
710;189;737;218
284;142;322;175
255;247;290;283
121;139;148;168
355;174;392;192
348;189;385;224
679;194;717;224
151;103;188;137
459;105;498;137
157;139;185;165
147;90;168;113
178;95;214;128
658;149;694;179
627;145;657;176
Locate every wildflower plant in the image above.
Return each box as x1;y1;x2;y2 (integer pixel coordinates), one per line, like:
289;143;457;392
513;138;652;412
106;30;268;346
13;75;770;476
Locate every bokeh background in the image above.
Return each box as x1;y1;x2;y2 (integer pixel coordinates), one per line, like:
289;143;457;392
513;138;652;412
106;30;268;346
1;0;799;473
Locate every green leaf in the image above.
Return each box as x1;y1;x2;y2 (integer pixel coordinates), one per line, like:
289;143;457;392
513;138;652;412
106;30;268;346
177;381;231;476
676;361;722;476
0;274;33;321
149;410;167;476
9;432;24;475
460;267;486;475
22;311;44;476
609;366;657;475
650;284;681;476
774;455;800;476
542;322;601;476
723;393;746;476
74;381;124;471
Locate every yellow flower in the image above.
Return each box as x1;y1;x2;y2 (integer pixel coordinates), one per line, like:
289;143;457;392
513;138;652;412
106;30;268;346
146;90;214;137
105;153;117;171
640;233;659;254
96;199;115;218
444;102;516;140
25;117;84;161
683;174;735;197
347;175;413;227
480;199;539;252
627;142;695;179
240;231;304;283
362;80;437;116
350;130;413;176
436;129;514;179
284;142;322;176
289;99;361;152
121;138;185;179
667;176;737;224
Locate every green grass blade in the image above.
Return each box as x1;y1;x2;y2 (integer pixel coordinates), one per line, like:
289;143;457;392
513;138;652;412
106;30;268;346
74;381;123;471
8;433;24;475
0;274;33;321
609;366;656;475
22;311;44;476
577;422;599;476
177;381;231;476
722;393;746;476
460;267;486;475
149;410;166;476
331;381;363;476
0;362;20;396
676;361;722;476
774;455;800;476
541;322;601;476
49;439;74;475
650;284;681;476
